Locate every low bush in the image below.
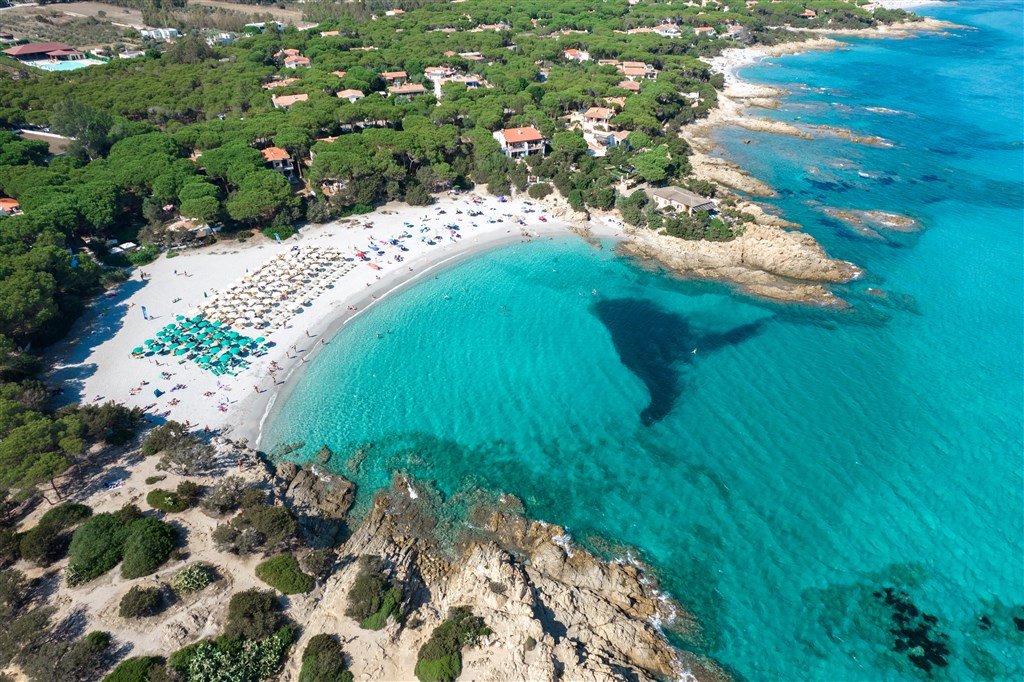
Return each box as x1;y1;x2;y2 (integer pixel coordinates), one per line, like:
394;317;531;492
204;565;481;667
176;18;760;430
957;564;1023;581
255;553;314;595
345;555;389;621
0;528;20;567
214;504;296;555
126;244;161;266
172;626;294;681
141;421;190;457
146;489;189;513
415;607;490;682
201;476;246;515
118;585;163;618
67;510;176;585
224;589;282;641
176;480;202;501
360;587;401;630
144;475;166;485
121;517;176;579
302;548;335;579
19;502;92;566
172;562;214;593
299;634;353;682
262;225;295;241
102;656;163;682
527;182;553;200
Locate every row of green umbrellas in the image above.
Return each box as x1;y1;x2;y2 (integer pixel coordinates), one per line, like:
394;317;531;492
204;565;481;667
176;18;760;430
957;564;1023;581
132;315;274;375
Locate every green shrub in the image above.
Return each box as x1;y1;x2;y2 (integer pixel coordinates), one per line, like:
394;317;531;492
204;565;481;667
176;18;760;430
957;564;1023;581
102;656;163;682
20;502;93;566
146;489;189;513
201;476;246;515
121;517;176;579
262;225;295;240
345;555;390;622
67;511;175;585
215;504;296;554
255;553;314;595
527;183;553;200
118;585;163;618
176;480;202;501
361;587;401;630
175;626;294;681
172;562;214;593
38;502;92;529
224;589;282;641
126;244;161;266
302;548;335;579
415;607;490;682
141;421;189;457
0;528;20;568
67;513;133;585
299;634;353;682
239;487;266;509
145;475;166;485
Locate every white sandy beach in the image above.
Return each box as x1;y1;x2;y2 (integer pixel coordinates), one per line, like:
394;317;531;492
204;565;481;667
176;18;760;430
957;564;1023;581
48;194;593;447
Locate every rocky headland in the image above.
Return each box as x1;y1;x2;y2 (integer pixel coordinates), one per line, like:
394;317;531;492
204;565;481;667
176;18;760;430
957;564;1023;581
291;474;729;681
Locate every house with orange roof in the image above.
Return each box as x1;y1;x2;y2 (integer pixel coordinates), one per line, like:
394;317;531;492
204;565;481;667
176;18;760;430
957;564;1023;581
583;106;615;127
388;83;427;97
564;48;590;62
330;70;347;78
275;48;301;58
337;89;365;103
261;147;297;180
604;96;627;108
618;62;658;80
382;70;408;84
618;80;641;92
271;93;309;109
284;55;311;68
320;30;341;37
493;126;546;159
385;9;405;16
799;9;817;18
693;26;717;37
0;198;21;215
262;78;301;90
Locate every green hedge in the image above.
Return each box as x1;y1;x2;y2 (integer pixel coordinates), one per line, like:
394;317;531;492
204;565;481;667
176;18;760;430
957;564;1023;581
256;553;315;595
19;502;92;566
121;517;176;579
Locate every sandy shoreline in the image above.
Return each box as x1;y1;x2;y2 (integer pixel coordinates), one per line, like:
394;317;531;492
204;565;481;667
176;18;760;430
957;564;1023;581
48;194;582;445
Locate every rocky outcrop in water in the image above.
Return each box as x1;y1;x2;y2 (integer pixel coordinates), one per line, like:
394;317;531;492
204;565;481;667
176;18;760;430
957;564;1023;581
620;222;861;306
292;477;730;681
276;459;356;547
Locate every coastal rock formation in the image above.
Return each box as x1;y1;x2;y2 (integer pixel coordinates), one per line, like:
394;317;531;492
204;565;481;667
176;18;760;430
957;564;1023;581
276;459;356;547
293;478;728;682
620;222;860;305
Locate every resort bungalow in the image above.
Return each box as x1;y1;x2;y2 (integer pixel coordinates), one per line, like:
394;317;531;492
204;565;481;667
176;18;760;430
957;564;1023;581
617;80;642;92
493;126;546;160
262;147;297;180
654;23;681;37
271;93;309;109
320;30;341;37
330;70;347;78
583;106;615;127
619;62;658;80
799;9;818;18
141;28;181;40
382;70;407;84
284;55;311;68
2;42;76;62
693;26;717;37
646;186;716;215
384;9;405;16
0;198;22;215
388;83;427;97
337;89;365;103
262;77;301;90
564;48;590;62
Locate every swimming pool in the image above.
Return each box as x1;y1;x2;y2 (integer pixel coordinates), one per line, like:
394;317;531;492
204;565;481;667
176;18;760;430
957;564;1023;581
25;58;105;71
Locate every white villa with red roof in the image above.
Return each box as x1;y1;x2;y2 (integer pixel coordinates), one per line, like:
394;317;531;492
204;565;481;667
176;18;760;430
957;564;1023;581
493;127;546;159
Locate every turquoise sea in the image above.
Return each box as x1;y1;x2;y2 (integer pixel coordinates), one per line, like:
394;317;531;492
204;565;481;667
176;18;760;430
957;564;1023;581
265;2;1023;679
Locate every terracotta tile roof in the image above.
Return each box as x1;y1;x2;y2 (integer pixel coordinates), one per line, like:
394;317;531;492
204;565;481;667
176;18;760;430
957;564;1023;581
500;126;543;143
271;93;309;108
389;83;426;95
382;70;407;80
584;106;614;120
262;78;300;90
330;70;347;78
618;80;641;91
261;147;291;162
337;89;365;99
3;42;73;57
0;198;20;210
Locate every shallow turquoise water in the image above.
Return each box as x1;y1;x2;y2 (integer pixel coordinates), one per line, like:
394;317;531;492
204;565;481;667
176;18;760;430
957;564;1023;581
266;2;1023;679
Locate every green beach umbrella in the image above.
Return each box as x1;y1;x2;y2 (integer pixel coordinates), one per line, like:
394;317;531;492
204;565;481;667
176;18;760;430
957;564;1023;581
132;347;144;354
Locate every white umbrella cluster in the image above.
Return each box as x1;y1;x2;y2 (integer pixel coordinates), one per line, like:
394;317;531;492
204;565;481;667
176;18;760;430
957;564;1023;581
198;246;355;330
